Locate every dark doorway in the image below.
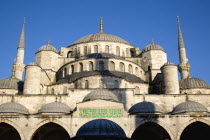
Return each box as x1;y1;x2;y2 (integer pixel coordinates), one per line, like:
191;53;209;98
32;123;70;140
132;122;171;140
180;121;210;140
0;123;21;140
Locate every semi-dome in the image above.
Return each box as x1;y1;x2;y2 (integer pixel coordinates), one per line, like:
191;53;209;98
76;119;127;139
179;77;209;89
38;102;72;114
72;32;130;45
0;77;23;91
0;102;29;114
83;89;119;102
38;42;58;53
172;101;208;114
142;41;164;53
128;101;163;114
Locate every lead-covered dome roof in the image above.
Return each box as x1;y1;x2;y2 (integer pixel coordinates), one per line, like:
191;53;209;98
83;89;119;102
0;77;23;91
179;77;209;89
76;119;127;138
172;101;208;114
142;41;164;53
72;32;130;45
38;42;58;53
38;102;72;114
128;101;163;114
0;102;29;114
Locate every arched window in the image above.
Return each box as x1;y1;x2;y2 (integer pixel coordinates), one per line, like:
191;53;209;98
74;48;77;57
71;65;74;74
51;88;54;94
109;61;115;71
135;67;139;76
63;68;67;77
134;86;140;95
116;46;120;56
94;45;98;53
119;62;125;72
85;80;89;88
79;63;83;72
129;64;133;74
84;46;87;55
114;80;119;88
89;61;93;71
99;61;104;71
105;45;109;53
67;51;72;58
63;86;67;94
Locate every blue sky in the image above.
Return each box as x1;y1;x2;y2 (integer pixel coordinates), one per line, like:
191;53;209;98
0;0;210;83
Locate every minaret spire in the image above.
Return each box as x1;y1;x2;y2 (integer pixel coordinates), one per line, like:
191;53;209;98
99;17;103;33
14;18;26;80
177;16;190;79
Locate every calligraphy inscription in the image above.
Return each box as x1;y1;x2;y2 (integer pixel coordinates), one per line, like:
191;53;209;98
79;109;122;118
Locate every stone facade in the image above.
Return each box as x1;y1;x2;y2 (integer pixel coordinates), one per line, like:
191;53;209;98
0;19;210;140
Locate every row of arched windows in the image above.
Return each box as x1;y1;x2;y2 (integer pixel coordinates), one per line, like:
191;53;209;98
60;61;143;78
67;45;129;58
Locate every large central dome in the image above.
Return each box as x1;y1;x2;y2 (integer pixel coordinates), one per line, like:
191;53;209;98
72;32;130;45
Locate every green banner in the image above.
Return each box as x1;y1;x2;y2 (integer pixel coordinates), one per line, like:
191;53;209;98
79;109;122;118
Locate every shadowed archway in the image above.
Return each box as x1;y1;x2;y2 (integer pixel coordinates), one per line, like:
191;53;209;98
180;121;210;140
132;122;171;140
31;122;70;140
0;123;21;140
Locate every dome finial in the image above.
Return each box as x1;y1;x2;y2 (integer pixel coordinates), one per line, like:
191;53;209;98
48;40;51;45
11;58;16;78
100;17;103;33
152;38;155;44
186;62;191;78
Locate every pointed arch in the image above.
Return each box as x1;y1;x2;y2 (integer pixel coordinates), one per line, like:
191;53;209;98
99;61;104;71
85;80;89;88
84;46;87;55
0;120;24;140
94;45;98;53
119;62;125;72
105;45;109;53
28;119;72;140
176;118;210;140
79;63;83;72
88;61;93;71
109;61;115;71
129;119;175;140
128;64;133;74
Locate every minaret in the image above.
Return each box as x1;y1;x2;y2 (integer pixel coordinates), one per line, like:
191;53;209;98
14;18;26;80
177;16;189;79
99;17;103;33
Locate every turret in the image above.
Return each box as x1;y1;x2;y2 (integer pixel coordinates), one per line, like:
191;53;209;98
161;62;179;94
23;62;41;94
177;16;190;79
14;18;26;80
141;39;167;82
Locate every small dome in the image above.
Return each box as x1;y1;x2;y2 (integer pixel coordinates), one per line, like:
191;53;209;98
38;42;58;53
83;89;119;102
142;41;164;53
76;119;127;138
180;77;209;89
28;62;38;66
0;102;29;114
172;101;208;114
163;62;175;66
0;77;23;91
38;102;72;114
72;32;130;45
128;101;163;114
